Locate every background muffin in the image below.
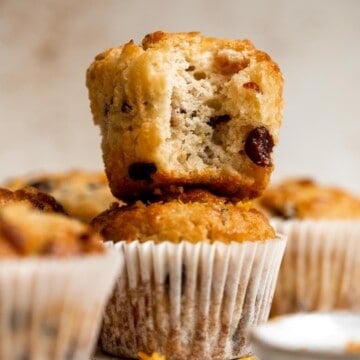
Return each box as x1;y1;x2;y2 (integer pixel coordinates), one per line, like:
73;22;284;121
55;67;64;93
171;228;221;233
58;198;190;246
86;31;283;201
0;186;65;214
257;178;360;316
94;190;285;360
0;203;122;360
257;177;360;219
0;203;103;256
4;169;122;223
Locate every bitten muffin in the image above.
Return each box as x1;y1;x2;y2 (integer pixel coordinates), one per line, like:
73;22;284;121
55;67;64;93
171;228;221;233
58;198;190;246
0;186;65;214
257;177;360;219
86;31;283;201
93;190;286;359
257;178;360;316
0;203;121;360
4;170;121;223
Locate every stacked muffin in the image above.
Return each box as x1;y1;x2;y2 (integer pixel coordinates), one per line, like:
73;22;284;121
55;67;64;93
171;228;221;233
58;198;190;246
257;178;360;316
87;31;286;359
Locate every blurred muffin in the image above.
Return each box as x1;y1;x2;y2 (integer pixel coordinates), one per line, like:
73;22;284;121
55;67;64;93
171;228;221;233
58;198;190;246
0;186;65;214
86;31;283;202
257;177;360;219
0;202;103;257
94;190;286;359
257;178;360;316
0;203;122;359
4;169;122;223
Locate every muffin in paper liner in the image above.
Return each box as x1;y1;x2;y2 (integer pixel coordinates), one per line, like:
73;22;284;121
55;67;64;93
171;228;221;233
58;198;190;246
100;237;286;360
0;251;122;360
270;219;360;316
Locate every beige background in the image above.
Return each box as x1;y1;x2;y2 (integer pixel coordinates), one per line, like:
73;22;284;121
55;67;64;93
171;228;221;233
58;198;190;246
1;0;360;193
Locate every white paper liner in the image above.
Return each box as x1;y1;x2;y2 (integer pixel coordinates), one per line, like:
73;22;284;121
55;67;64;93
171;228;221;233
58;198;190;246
101;237;286;360
0;250;122;360
270;219;360;316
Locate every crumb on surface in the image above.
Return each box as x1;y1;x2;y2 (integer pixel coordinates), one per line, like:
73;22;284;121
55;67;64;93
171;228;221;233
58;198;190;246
346;341;360;354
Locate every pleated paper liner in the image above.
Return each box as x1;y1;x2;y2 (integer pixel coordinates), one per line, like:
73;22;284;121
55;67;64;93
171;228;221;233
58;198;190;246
0;250;122;360
101;237;286;360
271;219;360;316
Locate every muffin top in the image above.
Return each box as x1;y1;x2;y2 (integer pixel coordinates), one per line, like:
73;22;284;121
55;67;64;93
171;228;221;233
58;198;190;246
0;203;104;257
3;170;122;223
0;186;65;214
91;189;275;243
257;178;360;219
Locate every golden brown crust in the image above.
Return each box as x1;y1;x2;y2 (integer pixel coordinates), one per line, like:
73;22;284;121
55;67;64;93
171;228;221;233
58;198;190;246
258;178;360;219
4;170;122;223
0;187;65;214
107;171;268;202
123;187;234;205
91;192;275;243
160;188;228;204
0;203;104;257
87;31;283;201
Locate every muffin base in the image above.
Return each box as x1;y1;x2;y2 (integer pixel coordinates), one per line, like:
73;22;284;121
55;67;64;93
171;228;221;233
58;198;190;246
0;251;122;360
271;219;360;316
101;238;286;360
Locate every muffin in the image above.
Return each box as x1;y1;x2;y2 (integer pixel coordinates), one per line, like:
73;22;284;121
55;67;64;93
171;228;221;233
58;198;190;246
86;31;283;201
257;177;360;219
0;186;65;214
92;190;286;359
0;203;122;359
257;178;360;315
4;169;122;223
